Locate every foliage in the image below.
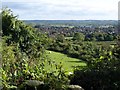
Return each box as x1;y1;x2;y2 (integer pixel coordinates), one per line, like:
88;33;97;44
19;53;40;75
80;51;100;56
2;8;48;59
85;32;117;41
1;8;69;90
73;32;85;41
70;43;120;90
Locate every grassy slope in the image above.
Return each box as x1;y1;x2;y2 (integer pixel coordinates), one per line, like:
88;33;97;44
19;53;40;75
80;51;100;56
45;50;86;72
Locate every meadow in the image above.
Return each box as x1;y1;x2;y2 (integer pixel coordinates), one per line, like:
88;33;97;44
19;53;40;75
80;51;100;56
45;50;86;72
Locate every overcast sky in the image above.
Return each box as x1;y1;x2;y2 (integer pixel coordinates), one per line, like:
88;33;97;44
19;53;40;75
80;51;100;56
2;0;119;20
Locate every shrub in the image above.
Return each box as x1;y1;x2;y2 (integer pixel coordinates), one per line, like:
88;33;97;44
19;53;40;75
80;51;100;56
70;45;120;90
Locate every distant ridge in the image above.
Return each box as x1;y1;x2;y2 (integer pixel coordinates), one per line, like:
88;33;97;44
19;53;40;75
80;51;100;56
23;20;117;26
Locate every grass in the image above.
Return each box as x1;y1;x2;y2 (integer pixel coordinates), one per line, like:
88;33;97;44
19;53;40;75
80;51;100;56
45;50;86;72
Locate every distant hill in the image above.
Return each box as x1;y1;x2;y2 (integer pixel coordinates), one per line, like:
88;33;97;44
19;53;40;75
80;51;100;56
23;20;117;27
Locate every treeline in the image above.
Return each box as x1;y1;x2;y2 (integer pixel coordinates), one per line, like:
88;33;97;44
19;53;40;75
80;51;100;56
48;34;117;62
84;32;117;41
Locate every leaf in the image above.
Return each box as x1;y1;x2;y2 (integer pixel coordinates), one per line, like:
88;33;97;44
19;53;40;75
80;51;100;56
109;51;112;56
100;56;104;59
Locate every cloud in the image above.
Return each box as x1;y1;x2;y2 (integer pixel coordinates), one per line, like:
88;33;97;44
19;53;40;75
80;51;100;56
2;0;119;20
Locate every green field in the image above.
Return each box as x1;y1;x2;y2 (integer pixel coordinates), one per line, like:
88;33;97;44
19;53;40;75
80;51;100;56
45;50;86;73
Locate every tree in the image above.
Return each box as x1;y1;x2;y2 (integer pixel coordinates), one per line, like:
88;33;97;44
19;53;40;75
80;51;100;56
1;8;69;90
73;32;85;41
2;8;50;59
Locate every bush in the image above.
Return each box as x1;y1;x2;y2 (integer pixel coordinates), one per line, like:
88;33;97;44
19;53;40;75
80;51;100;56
1;8;70;90
70;45;120;90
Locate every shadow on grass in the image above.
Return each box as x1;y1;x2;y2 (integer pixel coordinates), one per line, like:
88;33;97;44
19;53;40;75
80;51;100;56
67;60;85;63
71;65;86;68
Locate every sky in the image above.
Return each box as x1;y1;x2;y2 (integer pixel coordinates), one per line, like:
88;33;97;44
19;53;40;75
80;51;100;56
2;0;120;20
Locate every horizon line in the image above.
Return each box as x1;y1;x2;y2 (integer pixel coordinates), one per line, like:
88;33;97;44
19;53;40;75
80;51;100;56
22;19;118;21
